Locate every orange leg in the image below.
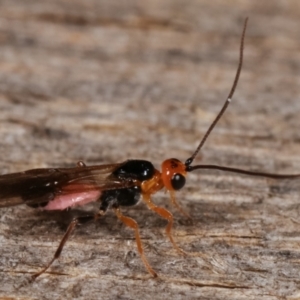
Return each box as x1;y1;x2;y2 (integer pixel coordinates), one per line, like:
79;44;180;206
143;194;187;255
169;191;192;220
114;207;157;277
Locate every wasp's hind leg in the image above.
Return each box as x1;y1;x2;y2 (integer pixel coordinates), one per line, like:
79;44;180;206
32;209;106;280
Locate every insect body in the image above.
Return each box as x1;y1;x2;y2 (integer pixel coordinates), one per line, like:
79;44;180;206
0;157;190;277
1;18;300;278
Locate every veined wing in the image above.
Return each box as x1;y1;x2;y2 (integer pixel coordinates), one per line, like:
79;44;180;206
0;161;133;208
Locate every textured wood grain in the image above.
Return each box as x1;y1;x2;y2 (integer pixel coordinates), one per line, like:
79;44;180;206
1;1;300;299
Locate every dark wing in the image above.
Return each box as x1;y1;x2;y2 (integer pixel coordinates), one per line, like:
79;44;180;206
0;161;131;208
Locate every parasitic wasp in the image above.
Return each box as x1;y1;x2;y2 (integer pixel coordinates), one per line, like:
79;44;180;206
1;18;300;278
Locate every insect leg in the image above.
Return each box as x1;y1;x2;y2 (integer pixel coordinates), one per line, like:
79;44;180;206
169;190;192;220
113;207;157;277
143;194;187;255
32;211;104;280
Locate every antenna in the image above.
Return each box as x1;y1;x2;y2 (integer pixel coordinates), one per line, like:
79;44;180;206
187;164;300;179
185;18;248;167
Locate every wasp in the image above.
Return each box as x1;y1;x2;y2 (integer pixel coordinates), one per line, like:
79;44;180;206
1;18;299;278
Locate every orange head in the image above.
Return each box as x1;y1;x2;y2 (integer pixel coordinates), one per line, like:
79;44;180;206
161;158;187;191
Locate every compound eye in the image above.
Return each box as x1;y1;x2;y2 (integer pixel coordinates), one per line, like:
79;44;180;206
171;173;186;190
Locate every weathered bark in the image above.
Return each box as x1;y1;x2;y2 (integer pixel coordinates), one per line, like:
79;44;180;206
1;1;300;299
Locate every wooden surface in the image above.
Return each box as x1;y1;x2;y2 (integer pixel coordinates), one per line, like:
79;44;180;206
1;1;300;299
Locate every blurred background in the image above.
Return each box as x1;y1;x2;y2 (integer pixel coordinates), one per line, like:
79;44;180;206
1;1;300;171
